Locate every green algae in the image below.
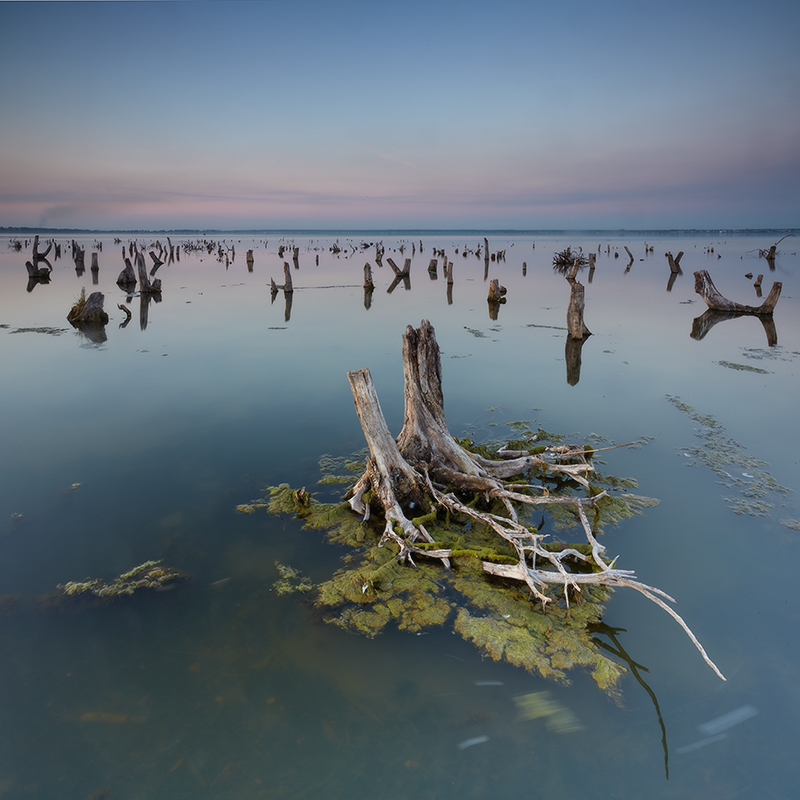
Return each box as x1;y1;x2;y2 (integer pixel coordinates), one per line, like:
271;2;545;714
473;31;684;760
235;434;662;695
8;326;68;336
273;562;313;596
667;394;791;516
717;360;771;374
58;560;188;600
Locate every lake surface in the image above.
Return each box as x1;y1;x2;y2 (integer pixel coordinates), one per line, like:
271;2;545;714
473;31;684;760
1;230;798;800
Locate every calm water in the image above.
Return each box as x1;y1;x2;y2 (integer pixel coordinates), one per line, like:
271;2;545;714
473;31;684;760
1;230;798;799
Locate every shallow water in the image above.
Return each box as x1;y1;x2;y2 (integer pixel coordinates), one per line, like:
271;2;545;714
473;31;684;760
1;230;798;799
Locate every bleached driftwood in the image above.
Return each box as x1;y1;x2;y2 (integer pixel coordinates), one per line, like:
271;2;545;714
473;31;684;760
345;320;725;680
694;270;780;314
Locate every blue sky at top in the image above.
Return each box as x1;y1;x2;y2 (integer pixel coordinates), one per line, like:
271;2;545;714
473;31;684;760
1;0;798;229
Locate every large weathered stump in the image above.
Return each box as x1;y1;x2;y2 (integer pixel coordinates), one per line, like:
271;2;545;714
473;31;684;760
694;270;780;314
342;320;724;680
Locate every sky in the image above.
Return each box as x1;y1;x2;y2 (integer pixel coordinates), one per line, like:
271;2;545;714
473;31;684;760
1;0;799;231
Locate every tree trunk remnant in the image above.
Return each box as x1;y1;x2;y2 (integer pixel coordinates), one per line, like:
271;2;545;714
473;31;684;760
565;261;591;340
363;263;374;290
68;289;109;326
624;246;634;268
487;279;507;320
283;262;294;293
136;252;162;293
386;258;410;278
72;241;85;270
666;251;683;273
487;278;506;303
117;256;137;288
694;270;780;314
148;251;164;276
31;235;53;267
342;320;724;680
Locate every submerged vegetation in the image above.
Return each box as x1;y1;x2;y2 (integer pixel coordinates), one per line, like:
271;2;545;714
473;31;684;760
57;560;188;601
239;420;662;696
667;395;792;516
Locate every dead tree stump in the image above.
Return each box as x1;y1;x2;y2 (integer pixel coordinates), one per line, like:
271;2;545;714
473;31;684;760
67;289;109;326
339;320;724;680
117;256;137;288
281;262;294;293
136;252;162;293
694;270;780;314
666;251;684;273
565;261;591;339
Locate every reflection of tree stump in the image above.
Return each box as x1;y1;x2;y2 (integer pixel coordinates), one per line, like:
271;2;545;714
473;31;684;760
565;335;588;386
691;309;778;347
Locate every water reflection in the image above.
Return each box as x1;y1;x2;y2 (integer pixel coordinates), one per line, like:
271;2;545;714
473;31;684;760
593;622;669;779
691;308;779;346
1;230;799;800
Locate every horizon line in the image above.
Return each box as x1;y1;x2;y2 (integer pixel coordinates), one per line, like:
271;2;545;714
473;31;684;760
3;226;798;236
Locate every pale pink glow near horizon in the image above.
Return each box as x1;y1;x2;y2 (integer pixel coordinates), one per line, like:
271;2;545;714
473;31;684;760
1;0;798;230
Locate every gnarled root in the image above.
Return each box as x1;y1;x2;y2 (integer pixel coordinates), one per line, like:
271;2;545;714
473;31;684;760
345;320;725;680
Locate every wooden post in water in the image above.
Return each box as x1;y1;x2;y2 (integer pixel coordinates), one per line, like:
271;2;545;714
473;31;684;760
565;261;591;340
283;262;293;294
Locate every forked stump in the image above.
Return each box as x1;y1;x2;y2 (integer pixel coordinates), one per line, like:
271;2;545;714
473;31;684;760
694;270;780;314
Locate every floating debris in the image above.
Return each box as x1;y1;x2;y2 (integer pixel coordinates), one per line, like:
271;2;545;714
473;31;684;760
457;735;490;750
513;691;583;733
674;733;727;755
698;704;758;736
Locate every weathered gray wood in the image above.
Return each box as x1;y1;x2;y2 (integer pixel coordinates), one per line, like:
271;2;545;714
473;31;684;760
666;251;684;273
148;251;164;276
488;278;506;302
386;257;409;277
623;246;634;267
565;261;591;339
283;262;293;293
136;252;162;293
68;289;109;325
694;270;780;314
117;257;137;287
31;235;52;267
